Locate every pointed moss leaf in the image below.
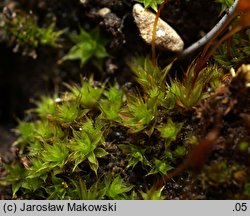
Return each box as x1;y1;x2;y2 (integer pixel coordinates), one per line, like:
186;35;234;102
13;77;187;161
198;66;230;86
95;44;109;58
70;135;93;171
21;177;43;192
28;141;43;156
42;141;69;168
128;152;144;169
157;118;183;142
134;0;164;12
68;78;104;108
56;102;81;123
174;145;187;157
82;119;104;144
99;84;123;121
65;43;93;66
27;163;51;179
26;159;49;179
120;94;156;132
39;23;64;47
72;157;84;172
95;147;108;158
4;163;26;196
147;159;173;176
130;57;170;92
71;178;106;200
168;64;222;109
35;120;64;141
88;152;99;174
70;119;104;172
12;182;22;197
88;151;98;167
105;176;133;199
118;144;150;169
214;0;234;14
35;96;56;118
16;122;35;144
45;176;68;199
165;150;174;161
140;186;165;200
72;131;94;155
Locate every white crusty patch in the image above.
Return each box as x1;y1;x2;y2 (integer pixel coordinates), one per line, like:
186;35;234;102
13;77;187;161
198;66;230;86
156;29;166;37
132;4;184;52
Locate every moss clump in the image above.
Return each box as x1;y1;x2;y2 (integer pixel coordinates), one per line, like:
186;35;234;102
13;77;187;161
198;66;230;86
0;8;63;58
0;58;188;199
59;27;109;69
2;56;249;200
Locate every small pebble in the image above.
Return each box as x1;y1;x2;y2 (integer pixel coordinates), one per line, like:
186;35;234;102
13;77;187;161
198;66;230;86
132;4;184;52
79;0;88;5
98;8;111;17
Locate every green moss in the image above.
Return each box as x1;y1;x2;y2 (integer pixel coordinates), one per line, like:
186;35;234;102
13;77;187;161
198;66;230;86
0;57;213;199
99;84;124;121
134;0;165;12
147;159;173;176
157;118;183;148
0;10;63;58
35;96;57;118
105;175;133;199
2;53;249;199
244;183;250;198
70;178;106;200
168;63;223;109
67;78;104;108
120;93;157;133
4;163;26;197
69;119;107;173
118;144;151;169
140;186;166;200
60;27;109;69
214;0;234;13
214;30;250;69
238;141;249;152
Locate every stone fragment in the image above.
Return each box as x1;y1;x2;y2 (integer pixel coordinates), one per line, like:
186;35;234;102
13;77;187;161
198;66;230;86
98;8;111;17
132;4;184;52
79;0;88;4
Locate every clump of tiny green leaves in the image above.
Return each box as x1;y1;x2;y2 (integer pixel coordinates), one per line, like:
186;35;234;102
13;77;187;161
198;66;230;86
0;9;63;58
3;78;132;199
134;0;165;12
214;0;234;14
60;27;109;69
2;55;225;199
119;57;173;135
2;57;186;199
168;63;223;109
214;30;250;70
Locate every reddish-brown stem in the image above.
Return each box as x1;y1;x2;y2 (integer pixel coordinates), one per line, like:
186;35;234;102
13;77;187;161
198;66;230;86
186;1;242;91
195;12;239;72
154;127;219;190
151;0;168;66
202;24;242;66
226;36;233;59
190;13;239;90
